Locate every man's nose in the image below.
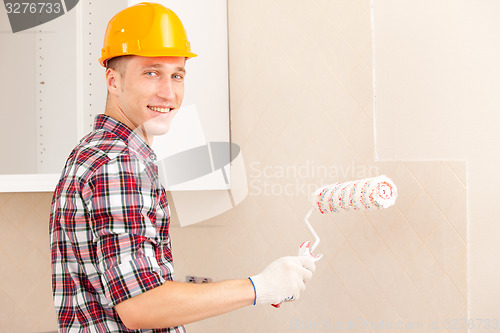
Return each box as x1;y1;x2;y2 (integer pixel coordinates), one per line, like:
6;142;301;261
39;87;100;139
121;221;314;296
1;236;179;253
158;78;176;100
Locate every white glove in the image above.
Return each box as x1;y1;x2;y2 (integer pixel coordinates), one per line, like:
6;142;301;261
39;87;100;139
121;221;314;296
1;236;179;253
249;255;316;305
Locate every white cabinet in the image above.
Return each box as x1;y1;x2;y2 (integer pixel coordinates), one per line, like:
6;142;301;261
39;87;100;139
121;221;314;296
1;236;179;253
0;0;230;192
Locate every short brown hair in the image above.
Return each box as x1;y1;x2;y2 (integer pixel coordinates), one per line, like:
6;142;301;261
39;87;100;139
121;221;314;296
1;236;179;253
105;55;132;76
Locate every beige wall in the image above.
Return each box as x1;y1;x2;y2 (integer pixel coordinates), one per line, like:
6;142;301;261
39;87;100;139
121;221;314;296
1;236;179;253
0;0;471;332
373;0;500;330
0;192;55;331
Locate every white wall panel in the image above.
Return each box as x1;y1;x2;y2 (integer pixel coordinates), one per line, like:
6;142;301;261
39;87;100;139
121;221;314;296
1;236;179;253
0;7;37;174
35;8;78;174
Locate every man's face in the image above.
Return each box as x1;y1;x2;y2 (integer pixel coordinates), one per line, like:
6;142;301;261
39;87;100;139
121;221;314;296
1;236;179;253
109;55;186;142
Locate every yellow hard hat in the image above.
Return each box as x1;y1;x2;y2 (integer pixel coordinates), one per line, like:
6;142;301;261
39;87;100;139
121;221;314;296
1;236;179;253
99;2;197;67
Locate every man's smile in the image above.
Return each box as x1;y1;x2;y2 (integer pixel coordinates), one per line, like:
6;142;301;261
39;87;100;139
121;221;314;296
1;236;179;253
148;105;174;113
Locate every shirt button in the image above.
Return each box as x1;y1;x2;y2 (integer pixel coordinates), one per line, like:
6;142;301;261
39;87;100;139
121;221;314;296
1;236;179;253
149;153;157;162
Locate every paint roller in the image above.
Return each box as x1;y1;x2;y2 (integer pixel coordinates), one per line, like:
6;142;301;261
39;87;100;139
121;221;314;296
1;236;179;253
306;174;398;254
271;175;398;308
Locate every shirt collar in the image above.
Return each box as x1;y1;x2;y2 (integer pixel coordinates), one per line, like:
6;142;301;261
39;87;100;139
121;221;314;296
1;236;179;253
93;114;157;163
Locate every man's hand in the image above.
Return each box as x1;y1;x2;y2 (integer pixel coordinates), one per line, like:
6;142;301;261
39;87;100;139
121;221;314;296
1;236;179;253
249;255;316;305
114;255;316;330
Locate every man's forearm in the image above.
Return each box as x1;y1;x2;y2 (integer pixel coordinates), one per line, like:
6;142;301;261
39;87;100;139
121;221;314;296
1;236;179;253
115;279;255;329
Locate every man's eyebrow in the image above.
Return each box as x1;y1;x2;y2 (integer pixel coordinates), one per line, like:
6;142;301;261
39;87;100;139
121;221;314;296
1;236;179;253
141;64;186;73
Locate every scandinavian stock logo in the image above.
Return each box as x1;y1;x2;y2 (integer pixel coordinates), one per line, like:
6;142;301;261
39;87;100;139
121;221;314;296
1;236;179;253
3;0;79;33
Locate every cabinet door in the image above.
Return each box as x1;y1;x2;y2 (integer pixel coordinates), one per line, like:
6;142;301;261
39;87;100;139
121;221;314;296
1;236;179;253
0;0;230;192
0;3;78;176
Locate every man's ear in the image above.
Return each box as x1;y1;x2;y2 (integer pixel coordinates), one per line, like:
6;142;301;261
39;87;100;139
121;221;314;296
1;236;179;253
106;68;121;96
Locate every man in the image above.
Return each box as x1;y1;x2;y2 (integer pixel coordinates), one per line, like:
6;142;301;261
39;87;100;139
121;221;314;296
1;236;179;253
49;3;315;332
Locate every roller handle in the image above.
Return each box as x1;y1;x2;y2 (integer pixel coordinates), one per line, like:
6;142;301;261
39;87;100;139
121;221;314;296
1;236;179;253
271;241;322;308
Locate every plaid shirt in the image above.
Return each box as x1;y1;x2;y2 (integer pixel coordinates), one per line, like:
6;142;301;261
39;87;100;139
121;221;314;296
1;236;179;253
49;114;185;332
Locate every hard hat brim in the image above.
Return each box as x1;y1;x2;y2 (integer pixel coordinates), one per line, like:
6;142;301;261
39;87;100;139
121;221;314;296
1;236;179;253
99;48;197;67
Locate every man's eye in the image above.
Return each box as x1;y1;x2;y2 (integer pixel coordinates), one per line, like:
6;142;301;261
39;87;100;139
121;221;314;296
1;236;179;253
173;74;184;80
145;71;158;77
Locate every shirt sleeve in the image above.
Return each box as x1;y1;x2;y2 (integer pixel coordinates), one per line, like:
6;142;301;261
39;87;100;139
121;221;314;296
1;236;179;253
82;153;167;308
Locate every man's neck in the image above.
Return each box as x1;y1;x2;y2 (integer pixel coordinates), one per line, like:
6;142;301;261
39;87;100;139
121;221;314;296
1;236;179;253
104;103;153;146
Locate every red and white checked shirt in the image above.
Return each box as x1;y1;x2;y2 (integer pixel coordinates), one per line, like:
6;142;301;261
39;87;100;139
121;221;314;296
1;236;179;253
49;114;185;332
